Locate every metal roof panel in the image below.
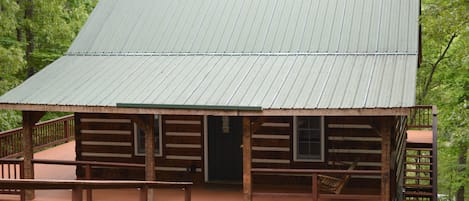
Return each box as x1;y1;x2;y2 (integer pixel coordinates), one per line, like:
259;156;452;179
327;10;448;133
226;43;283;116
67;0;419;54
0;0;420;110
0;55;417;109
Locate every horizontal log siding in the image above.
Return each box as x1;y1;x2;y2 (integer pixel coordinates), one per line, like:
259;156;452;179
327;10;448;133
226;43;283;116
76;113;204;183
75;114;391;187
250;116;386;185
326;116;383;188
76;113;136;178
161;115;204;183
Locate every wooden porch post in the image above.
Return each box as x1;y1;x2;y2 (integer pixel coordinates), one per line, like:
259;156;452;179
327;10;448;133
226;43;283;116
133;115;155;201
22;111;44;200
380;118;392;201
242;117;252;201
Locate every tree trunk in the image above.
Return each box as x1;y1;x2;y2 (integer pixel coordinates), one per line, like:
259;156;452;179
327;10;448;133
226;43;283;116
24;0;35;77
455;144;467;201
16;0;23;42
419;33;457;103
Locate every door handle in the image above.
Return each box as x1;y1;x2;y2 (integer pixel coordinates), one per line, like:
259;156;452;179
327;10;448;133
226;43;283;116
240;144;243;149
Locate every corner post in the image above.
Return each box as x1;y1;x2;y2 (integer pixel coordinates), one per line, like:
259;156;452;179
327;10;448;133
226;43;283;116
143;115;155;201
431;106;438;201
243;117;252;201
380;118;392;201
22;111;44;200
132;114;155;201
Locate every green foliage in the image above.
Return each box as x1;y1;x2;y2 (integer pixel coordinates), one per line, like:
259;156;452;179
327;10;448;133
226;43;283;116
0;0;96;131
18;0;98;75
419;0;469;199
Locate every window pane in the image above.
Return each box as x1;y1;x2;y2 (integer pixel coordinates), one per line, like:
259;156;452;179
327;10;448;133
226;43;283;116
136;115;160;155
296;116;322;160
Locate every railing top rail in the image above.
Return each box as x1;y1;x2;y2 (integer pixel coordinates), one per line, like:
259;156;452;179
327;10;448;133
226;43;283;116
0;178;192;190
0;159;23;164
411;105;433;109
0;114;74;136
32;159;146;168
35;114;74;126
251;168;381;175
0;127;23;136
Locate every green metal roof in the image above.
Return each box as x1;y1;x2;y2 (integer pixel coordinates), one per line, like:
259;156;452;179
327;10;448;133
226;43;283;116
69;0;419;54
0;0;420;111
0;55;417;109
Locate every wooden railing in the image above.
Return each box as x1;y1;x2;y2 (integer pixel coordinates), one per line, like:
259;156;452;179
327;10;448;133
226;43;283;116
0;179;192;201
0;115;74;158
0;158;192;201
251;168;382;200
0;159;24;199
408;106;436;129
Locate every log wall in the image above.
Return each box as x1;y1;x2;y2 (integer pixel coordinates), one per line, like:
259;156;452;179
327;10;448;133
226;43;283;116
75;113;403;187
75;113;204;183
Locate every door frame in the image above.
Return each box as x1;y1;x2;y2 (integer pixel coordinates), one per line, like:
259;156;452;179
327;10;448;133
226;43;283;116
204;115;208;182
203;115;243;183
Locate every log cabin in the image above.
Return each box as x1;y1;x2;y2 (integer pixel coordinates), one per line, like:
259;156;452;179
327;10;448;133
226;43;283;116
0;0;434;200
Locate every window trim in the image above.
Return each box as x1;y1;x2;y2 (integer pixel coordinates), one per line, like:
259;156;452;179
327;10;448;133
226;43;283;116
293;116;325;162
134;115;163;157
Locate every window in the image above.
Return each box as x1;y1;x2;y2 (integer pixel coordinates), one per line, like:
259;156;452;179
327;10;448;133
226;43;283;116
134;115;162;156
294;116;324;161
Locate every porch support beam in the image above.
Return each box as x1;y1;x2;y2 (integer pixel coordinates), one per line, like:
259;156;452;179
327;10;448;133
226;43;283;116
379;118;392;201
243;117;252;201
133;115;155;201
22;111;45;200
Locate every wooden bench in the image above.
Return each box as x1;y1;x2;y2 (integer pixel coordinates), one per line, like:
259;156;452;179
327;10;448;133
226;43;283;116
0;178;192;201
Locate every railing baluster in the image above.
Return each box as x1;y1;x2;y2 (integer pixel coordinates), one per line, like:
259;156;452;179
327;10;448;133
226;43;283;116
64;120;69;140
312;173;318;201
185;185;191;201
140;186;148;201
14;163;17;179
8;163;11;179
85;164;93;201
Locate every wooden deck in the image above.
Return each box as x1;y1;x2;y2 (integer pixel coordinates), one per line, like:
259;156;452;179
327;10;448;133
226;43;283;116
0;141;379;201
407;130;433;144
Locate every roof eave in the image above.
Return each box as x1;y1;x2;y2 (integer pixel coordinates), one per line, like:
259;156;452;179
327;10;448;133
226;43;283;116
0;103;411;116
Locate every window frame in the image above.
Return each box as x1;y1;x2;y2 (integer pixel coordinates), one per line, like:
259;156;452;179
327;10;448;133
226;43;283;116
134;115;163;157
293;116;325;162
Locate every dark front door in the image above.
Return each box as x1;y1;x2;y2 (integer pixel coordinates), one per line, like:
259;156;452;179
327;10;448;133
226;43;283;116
208;116;243;182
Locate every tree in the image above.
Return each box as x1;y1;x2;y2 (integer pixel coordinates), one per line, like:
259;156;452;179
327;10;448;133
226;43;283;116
0;0;97;131
419;0;469;200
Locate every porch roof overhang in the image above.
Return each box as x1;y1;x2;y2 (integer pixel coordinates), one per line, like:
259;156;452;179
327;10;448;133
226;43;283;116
0;54;417;115
0;103;411;116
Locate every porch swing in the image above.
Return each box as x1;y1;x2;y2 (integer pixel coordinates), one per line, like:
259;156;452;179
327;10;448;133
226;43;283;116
318;136;359;194
318;160;358;194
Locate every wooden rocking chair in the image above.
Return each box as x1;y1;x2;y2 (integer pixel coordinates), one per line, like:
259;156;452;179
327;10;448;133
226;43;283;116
318;161;358;194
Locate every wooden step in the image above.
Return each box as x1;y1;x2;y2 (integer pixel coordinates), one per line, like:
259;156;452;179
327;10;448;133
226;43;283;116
406;147;433;151
405;176;432;180
404;191;433;197
406;162;432;165
405;169;432;173
406;154;433;158
405;185;433;190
